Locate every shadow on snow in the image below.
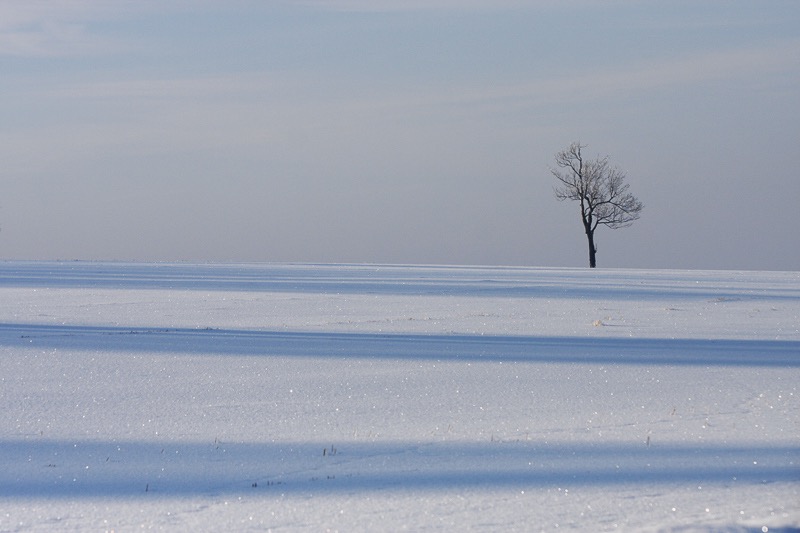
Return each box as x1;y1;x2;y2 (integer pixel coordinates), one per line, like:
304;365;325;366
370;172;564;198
0;438;797;499
1;323;798;367
2;261;798;301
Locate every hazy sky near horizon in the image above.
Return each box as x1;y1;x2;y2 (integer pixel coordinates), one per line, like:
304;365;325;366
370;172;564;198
2;1;799;270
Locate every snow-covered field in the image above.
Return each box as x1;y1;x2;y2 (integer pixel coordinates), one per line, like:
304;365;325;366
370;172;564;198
1;261;798;532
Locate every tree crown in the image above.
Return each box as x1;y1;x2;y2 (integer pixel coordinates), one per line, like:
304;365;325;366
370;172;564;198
551;141;643;230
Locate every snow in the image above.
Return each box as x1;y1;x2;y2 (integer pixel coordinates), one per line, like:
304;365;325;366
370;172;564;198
0;261;797;531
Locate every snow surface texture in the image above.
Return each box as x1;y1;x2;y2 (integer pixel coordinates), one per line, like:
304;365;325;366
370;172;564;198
0;261;798;532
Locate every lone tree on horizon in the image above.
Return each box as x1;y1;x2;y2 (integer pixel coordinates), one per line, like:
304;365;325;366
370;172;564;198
550;141;643;268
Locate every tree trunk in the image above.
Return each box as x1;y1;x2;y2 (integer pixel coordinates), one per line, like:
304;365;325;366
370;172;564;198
586;229;597;268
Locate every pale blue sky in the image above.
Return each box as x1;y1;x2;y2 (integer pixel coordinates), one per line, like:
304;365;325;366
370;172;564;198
2;1;798;269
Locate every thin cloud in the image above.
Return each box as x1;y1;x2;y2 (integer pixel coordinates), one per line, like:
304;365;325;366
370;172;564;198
0;1;218;57
0;1;125;57
27;37;800;134
417;38;800;112
0;20;94;57
296;0;556;12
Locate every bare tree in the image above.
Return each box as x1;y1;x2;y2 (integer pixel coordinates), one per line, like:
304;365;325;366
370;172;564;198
551;141;643;268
